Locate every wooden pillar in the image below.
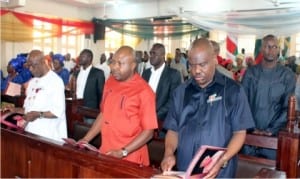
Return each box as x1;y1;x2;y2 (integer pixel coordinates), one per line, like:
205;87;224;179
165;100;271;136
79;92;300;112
277;129;300;178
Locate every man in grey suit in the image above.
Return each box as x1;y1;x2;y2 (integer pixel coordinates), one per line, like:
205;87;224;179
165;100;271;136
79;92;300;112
74;49;105;125
142;43;181;137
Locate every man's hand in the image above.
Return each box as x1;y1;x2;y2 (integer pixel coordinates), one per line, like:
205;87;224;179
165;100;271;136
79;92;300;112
253;129;272;136
106;149;123;158
160;154;176;172
203;157;226;179
24;111;40;122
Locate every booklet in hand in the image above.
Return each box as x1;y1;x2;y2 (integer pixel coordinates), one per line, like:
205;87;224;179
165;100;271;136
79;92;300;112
0;111;27;130
62;138;99;153
152;145;226;179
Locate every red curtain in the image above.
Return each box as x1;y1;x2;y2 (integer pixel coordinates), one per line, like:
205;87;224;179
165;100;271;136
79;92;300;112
1;9;94;41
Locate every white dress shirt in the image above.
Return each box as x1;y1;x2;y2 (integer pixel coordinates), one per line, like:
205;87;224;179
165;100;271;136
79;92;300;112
148;63;165;93
95;62;111;81
76;65;92;99
24;70;67;142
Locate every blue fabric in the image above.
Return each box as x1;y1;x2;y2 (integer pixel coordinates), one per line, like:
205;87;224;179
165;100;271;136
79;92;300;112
8;58;23;73
56;68;70;85
1;74;24;92
241;145;276;160
19;68;32;83
53;54;65;66
164;71;254;178
241;63;296;136
0;70;3;80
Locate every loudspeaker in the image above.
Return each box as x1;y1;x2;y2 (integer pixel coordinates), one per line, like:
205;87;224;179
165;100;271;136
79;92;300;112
93;21;105;43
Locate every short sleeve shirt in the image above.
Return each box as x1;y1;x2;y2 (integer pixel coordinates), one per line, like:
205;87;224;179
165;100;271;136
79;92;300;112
100;73;158;166
164;71;254;177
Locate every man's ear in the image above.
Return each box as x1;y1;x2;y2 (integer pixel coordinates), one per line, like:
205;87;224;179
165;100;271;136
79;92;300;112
132;62;137;72
213;55;218;65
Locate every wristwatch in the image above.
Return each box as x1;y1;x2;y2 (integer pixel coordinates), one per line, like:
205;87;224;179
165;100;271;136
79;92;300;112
39;112;44;118
121;148;128;157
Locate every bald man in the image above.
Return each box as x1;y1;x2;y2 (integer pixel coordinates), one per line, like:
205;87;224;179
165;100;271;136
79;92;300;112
81;46;158;166
161;38;254;178
8;50;67;142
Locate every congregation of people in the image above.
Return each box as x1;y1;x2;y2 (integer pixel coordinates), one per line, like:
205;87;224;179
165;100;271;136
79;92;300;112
2;34;300;178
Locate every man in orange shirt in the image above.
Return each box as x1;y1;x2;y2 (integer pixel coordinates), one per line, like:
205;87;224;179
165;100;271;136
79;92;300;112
80;46;158;166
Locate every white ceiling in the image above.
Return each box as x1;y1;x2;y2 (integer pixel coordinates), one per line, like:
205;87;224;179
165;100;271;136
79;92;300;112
41;0;300;36
1;0;299;36
50;0;300;19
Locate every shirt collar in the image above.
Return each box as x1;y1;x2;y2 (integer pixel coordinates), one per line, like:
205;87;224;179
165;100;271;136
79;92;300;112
151;62;165;73
187;70;225;91
80;64;92;71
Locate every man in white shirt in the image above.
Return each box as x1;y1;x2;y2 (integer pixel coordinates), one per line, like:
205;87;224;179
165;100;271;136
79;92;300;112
8;50;67;142
95;53;110;81
74;49;105;125
64;53;76;73
142;43;181;137
170;53;189;82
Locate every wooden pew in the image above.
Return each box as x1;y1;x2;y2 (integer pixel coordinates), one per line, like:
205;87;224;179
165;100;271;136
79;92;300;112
147;134;285;178
1;94;25;107
69;104;101;147
236;134;281;178
65;98;100;138
65;98;83;136
64;97;299;178
277;127;300;178
66;103;164;169
1;128;158;178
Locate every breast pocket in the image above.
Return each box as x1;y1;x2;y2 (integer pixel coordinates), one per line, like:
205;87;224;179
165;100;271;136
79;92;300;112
269;82;285;103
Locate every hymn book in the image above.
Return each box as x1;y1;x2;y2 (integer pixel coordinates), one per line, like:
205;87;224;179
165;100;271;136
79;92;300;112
152;145;226;179
0;111;27;130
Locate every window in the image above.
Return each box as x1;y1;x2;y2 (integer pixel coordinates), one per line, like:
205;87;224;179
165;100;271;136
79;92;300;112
105;27;141;54
33;20;84;58
295;33;300;57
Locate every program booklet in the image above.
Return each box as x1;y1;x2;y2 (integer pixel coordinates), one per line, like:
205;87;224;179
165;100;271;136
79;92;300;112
5;82;21;96
62;138;99;153
152;145;226;179
0;111;27;130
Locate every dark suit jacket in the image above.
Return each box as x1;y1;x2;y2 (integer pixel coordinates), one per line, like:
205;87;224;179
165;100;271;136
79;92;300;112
142;65;181;121
75;67;105;109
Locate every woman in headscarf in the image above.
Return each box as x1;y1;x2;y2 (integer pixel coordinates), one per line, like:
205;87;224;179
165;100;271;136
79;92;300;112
52;54;70;87
233;54;246;82
17;54;32;84
1;58;24;92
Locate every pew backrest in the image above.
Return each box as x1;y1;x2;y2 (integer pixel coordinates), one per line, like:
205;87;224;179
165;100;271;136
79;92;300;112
236;133;280;178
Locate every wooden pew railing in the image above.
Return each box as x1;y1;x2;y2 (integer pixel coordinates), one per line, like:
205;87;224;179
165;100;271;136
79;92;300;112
66;100;101;147
64;97;299;178
1;128;158;178
1;94;25;107
236;134;281;178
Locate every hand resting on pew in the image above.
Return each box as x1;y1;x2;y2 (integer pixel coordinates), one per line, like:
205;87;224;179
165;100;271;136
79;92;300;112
62;137;99;153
